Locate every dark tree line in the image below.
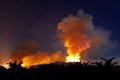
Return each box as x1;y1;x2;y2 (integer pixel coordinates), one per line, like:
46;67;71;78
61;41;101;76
0;57;120;80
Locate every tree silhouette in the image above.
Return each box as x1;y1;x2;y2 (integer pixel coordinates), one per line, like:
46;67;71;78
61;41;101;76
91;61;103;67
9;61;23;69
0;57;120;80
101;57;117;67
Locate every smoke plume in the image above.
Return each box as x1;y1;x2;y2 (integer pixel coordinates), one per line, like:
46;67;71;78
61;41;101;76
2;10;117;67
57;10;117;61
10;40;39;63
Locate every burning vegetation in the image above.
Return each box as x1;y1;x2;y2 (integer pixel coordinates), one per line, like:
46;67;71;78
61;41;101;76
0;10;117;68
57;13;91;62
21;51;65;67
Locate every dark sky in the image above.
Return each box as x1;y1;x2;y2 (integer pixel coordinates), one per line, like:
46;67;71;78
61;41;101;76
0;0;120;55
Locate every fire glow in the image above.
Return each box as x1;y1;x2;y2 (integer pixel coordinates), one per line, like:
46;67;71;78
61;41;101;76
0;10;113;68
57;14;91;62
66;53;80;62
21;51;65;67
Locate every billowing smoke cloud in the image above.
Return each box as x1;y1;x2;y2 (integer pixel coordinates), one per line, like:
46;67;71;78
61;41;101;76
81;29;117;60
1;10;117;67
10;40;39;63
57;10;117;61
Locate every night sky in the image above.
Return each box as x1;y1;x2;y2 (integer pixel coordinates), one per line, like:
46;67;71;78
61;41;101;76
0;0;120;58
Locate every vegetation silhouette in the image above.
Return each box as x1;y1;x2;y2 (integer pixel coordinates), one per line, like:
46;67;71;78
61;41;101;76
0;57;120;80
101;57;118;67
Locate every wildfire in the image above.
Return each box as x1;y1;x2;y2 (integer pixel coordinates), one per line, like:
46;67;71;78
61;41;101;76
64;40;90;62
66;53;80;62
57;14;91;63
2;64;10;69
0;11;113;69
21;51;65;67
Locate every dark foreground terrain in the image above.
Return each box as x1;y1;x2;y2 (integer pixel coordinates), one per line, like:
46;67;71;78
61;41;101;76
0;57;120;80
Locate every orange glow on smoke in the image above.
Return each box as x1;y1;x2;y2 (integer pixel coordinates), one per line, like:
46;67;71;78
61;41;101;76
21;51;65;67
0;51;65;68
1;59;11;69
0;11;98;68
57;15;91;62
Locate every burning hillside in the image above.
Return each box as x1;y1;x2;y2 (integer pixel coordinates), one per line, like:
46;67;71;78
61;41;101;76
0;10;116;68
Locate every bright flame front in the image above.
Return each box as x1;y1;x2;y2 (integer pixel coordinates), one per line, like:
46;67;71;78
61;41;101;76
64;39;90;62
65;40;81;62
66;53;80;62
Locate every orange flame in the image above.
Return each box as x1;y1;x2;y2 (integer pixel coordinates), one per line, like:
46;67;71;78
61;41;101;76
21;51;65;67
1;11;97;68
65;39;90;62
66;53;80;62
57;15;91;62
65;40;80;62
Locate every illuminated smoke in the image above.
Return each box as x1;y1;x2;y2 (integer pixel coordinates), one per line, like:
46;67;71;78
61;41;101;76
57;10;116;62
10;40;65;67
10;40;39;63
81;29;117;61
22;51;65;67
1;10;117;67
